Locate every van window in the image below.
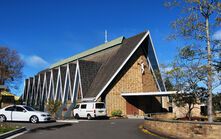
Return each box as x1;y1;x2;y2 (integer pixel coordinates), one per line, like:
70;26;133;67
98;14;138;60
96;103;105;109
75;105;79;109
81;104;86;109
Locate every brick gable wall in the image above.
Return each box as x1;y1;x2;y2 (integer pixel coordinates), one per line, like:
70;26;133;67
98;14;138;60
104;47;162;116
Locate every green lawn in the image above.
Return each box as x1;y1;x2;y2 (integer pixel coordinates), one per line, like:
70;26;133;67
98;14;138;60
0;123;17;134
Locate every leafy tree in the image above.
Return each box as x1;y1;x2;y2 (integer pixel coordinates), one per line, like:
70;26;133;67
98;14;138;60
167;46;208;120
0;46;24;89
165;0;221;122
172;88;207;120
164;77;175;91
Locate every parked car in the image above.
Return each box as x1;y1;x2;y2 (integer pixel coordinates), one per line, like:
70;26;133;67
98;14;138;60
0;105;51;123
73;102;107;120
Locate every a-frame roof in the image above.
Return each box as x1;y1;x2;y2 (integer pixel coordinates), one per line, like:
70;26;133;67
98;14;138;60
85;32;148;98
35;31;166;101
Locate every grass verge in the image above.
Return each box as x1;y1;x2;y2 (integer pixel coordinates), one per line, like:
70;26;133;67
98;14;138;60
139;125;168;139
0;123;19;134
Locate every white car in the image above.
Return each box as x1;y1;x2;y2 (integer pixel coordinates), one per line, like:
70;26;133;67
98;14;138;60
73;102;107;120
0;105;51;123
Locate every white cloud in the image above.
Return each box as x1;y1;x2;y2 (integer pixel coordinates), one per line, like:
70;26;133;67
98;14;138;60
24;55;49;68
213;30;221;40
164;67;173;72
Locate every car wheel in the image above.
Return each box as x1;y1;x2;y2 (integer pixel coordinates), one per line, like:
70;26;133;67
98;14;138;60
0;115;6;122
75;114;79;119
30;116;39;124
87;114;92;120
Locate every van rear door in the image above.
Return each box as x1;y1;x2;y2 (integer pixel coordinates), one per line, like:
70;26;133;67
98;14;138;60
95;103;106;116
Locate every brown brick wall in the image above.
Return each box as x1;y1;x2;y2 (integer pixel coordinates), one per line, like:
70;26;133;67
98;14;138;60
140;53;162;114
173;103;201;118
141;55;158;92
144;119;221;139
105;48;162;116
150;113;176;119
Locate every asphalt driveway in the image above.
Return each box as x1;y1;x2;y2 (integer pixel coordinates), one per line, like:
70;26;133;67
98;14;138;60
13;119;161;139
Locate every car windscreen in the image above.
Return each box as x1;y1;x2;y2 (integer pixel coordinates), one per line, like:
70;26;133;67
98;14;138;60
95;103;105;109
75;105;79;109
23;106;35;111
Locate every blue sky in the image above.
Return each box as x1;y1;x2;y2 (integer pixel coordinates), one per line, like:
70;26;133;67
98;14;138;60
0;0;220;95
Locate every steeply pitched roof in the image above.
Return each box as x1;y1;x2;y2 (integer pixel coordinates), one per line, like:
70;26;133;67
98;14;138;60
84;32;147;98
50;36;124;69
76;41;122;96
32;31;165;100
78;60;102;95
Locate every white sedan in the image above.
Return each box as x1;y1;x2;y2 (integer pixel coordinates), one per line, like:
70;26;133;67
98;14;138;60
0;105;51;123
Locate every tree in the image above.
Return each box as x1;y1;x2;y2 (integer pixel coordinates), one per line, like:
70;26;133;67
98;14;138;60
164;77;175;91
165;0;221;122
46;100;62;119
0;47;24;89
172;88;207;120
167;46;208;120
213;93;221;111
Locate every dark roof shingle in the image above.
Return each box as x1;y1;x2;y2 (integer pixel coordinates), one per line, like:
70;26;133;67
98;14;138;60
85;32;147;98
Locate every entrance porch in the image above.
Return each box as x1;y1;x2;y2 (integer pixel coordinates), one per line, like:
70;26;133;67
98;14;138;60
121;91;175;116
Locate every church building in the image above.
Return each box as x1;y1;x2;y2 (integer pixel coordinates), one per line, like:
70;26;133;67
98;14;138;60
22;31;172;118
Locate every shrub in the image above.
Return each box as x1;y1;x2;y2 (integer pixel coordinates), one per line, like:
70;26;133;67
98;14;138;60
46;100;62;118
111;109;122;117
214;117;221;122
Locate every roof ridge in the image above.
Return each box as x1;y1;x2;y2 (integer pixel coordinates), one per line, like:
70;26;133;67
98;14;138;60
49;36;124;69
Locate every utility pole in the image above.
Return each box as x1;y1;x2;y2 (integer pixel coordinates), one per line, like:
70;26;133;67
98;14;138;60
105;30;108;43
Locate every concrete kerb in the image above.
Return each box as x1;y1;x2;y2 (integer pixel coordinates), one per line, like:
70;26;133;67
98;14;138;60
27;123;73;133
127;115;144;119
0;127;26;139
0;120;78;139
56;120;79;123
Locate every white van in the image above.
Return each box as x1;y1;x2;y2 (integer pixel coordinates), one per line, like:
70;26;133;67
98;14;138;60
73;102;107;120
